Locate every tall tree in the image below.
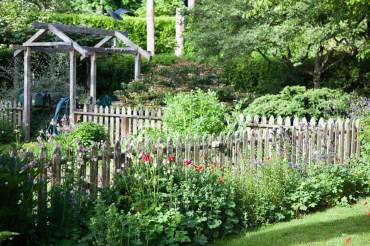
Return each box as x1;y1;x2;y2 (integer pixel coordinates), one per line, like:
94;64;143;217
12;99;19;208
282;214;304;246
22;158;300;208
190;0;369;88
146;0;155;55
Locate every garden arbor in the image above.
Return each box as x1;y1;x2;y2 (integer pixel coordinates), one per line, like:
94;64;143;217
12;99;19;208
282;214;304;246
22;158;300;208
11;21;151;141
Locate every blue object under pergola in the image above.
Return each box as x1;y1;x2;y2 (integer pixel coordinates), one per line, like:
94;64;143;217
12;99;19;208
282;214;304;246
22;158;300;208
11;21;152;141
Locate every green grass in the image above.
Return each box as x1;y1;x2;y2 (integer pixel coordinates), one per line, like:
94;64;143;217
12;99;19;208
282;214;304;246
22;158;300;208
213;198;370;246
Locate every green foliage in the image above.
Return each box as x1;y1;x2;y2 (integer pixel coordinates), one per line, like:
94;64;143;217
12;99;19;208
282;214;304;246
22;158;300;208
162;90;227;136
189;0;370;88
135;0;184;16
39;13;176;54
56;122;108;147
359;112;370;158
242;86;352;119
118;58;240;106
223;55;307;94
0;120;16;144
235;159;301;227
0;154;38;243
290;160;370;213
0;231;19;243
89;159;239;245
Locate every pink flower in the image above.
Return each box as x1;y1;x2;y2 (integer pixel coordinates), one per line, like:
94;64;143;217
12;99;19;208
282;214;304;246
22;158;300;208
142;153;152;163
183;159;192;166
167;155;175;162
195;164;205;172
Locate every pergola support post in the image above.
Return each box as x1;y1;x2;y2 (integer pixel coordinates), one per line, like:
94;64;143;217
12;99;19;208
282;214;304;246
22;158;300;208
23;47;31;142
69;50;77;125
134;52;141;81
90;52;97;104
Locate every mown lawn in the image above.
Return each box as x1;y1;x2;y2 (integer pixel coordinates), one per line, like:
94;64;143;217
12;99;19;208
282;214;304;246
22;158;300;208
213;198;370;246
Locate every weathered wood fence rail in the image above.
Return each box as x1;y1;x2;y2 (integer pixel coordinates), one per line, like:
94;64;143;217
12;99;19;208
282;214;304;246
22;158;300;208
0;100;22;127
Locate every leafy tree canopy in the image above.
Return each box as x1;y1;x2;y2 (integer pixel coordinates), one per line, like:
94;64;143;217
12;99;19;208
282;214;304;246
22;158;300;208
190;0;370;88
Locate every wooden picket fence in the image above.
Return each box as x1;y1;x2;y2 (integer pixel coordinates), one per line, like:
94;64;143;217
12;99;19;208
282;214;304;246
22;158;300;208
0;101;362;166
74;104;163;143
0;100;22;127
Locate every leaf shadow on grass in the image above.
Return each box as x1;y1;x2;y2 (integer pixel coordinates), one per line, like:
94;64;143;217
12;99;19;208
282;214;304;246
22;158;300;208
216;214;370;246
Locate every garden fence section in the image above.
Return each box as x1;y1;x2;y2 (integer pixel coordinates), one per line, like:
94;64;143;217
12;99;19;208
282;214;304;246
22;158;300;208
0;100;22;128
74;104;163;143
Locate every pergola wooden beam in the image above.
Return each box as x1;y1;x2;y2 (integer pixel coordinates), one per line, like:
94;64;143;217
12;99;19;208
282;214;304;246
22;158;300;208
14;29;47;57
115;31;151;59
48;24;89;59
32;22;128;37
11;44;136;55
23;41;72;47
94;36;113;48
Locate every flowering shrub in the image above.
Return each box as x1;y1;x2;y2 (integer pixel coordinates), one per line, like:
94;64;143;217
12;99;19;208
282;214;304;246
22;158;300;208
89;158;240;245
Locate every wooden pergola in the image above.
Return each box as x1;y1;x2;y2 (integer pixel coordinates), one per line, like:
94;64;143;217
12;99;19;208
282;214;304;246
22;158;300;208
11;22;151;141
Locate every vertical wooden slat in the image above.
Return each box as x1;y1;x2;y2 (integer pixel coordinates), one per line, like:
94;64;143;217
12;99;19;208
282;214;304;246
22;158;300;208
194;135;200;164
338;119;345;164
327;118;334;163
176;135;182;165
102;141;110;188
219;132;225;167
202;134;209;164
52;145;61;186
344;118;351;163
38;146;48;233
167;137;174;159
90;143;98;197
83;104;87;122
157;138;164;164
355;119;361;156
250;128;255;165
185;134;191;161
114;141;122;173
308;118;316;164
350;119;356;157
242;129;248;163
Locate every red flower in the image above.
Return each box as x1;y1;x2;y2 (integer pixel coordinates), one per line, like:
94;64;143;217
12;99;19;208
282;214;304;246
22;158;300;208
167;155;175;162
344;237;352;244
142;153;152;163
367;212;370;216
219;176;225;184
264;156;272;161
195;164;205;172
183;159;192;166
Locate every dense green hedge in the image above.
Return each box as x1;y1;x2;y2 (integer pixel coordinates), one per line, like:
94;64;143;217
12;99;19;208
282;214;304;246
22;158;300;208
38;13;175;54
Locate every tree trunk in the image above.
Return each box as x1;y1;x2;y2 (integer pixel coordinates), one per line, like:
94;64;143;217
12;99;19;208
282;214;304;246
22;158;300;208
313;46;324;89
175;8;185;57
188;0;196;10
146;0;155;55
